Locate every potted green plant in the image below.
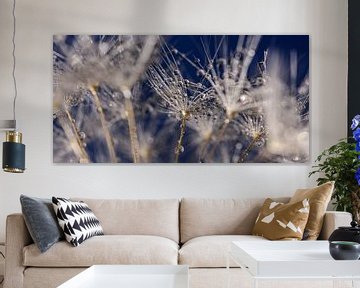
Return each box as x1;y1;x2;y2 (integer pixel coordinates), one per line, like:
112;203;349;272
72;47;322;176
309;115;360;222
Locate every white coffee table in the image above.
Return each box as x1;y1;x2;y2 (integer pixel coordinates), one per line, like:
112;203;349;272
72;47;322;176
228;241;360;288
58;265;189;288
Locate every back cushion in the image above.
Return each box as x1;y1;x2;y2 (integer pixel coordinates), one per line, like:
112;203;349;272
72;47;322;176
72;198;179;243
180;198;289;243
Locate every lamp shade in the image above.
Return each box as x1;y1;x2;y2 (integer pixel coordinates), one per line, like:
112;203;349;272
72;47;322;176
2;131;25;173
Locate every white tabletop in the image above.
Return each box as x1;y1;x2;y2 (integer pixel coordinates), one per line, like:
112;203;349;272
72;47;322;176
231;240;360;278
58;265;189;288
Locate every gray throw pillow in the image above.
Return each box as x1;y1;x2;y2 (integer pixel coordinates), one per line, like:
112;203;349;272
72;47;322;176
20;195;64;253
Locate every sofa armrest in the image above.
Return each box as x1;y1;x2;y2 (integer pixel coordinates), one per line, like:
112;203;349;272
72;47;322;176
4;213;32;288
318;211;352;240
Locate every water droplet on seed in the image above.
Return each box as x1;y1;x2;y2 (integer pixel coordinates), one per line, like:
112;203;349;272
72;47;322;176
79;132;86;140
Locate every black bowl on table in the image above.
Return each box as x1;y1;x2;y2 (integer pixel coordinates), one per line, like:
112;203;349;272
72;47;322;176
329;241;360;260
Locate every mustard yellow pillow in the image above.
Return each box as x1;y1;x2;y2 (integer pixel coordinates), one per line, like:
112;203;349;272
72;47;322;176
289;181;334;240
252;198;310;240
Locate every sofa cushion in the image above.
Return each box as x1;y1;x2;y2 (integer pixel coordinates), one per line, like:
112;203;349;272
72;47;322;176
23;235;178;267
179;235;267;268
72;198;179;243
52;197;104;247
180;198;289;243
20;195;64;253
252;198;310;240
290;181;334;240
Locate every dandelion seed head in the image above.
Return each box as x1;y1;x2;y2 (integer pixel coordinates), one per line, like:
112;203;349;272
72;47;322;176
180;36;263;120
236;114;266;147
54;35;158;108
147;62;212;121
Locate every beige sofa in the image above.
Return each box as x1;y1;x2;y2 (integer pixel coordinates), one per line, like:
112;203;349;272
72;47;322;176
4;198;352;288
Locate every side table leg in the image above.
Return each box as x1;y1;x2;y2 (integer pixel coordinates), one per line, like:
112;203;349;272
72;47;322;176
226;251;230;288
252;278;258;288
333;279;344;288
352;279;360;288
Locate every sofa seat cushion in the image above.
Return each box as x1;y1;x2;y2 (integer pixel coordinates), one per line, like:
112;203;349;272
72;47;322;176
23;235;179;267
179;235;267;268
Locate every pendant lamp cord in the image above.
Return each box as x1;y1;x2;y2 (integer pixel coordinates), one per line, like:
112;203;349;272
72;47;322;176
11;0;18;127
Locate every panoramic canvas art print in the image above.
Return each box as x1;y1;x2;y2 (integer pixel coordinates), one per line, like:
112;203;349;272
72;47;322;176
53;35;309;163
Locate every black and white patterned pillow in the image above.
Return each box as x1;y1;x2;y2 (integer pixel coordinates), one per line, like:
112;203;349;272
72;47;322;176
52;197;104;247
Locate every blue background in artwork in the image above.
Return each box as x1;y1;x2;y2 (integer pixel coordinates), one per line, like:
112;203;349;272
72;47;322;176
163;35;309;87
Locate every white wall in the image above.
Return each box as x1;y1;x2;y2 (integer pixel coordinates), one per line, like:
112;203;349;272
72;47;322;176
0;0;347;242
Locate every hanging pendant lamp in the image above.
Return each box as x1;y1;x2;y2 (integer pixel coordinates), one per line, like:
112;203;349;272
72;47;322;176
3;131;25;173
1;0;26;173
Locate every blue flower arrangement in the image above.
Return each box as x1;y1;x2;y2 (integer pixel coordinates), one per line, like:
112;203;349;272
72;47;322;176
310;115;360;221
352;115;360;185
